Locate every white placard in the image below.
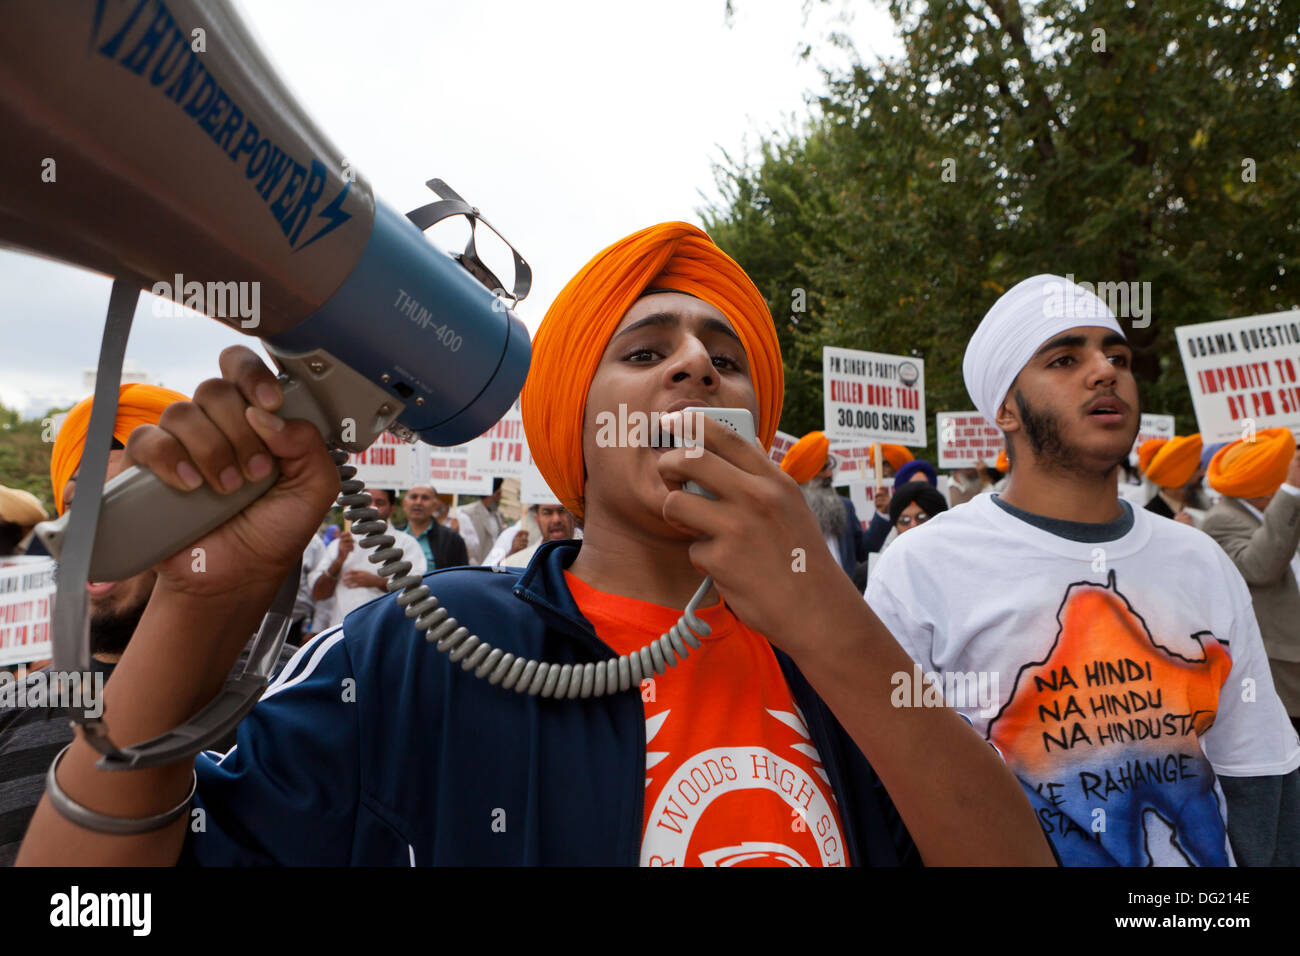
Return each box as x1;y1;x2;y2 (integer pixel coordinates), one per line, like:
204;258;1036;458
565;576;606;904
847;481;871;524
428;443;494;495
829;442;876;486
1175;310;1300;443
823;347;926;446
936;411;1005;468
768;429;799;466
0;557;56;666
347;432;431;488
520;461;563;506
1132;413;1175;453
467;405;528;479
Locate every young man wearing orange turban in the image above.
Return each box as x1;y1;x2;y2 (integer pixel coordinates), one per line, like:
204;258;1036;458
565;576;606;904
20;224;1050;868
868;274;1300;866
1201;429;1300;739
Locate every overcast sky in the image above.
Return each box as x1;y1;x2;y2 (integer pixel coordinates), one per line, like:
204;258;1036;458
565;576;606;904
0;0;901;419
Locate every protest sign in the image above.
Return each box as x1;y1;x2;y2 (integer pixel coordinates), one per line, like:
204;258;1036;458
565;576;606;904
829;442;876;485
823;347;926;446
1132;413;1175;453
1175;310;1300;442
429;443;494;495
468;404;528;479
0;556;56;666
936;411;1004;468
520;460;563;506
347;431;430;488
768;429;798;467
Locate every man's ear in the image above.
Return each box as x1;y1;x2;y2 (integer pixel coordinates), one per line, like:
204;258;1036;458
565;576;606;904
994;389;1021;434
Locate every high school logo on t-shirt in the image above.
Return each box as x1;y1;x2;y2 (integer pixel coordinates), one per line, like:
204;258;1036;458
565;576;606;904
641;708;845;867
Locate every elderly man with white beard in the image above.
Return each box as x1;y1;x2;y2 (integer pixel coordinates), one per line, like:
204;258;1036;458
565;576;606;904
781;431;867;579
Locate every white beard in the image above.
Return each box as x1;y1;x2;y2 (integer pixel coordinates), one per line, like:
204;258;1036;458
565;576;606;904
802;480;847;539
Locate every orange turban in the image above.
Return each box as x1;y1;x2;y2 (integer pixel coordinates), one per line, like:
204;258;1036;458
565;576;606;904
520;222;782;520
995;448;1010;472
1208;428;1296;499
50;384;189;514
1137;438;1167;475
868;444;913;472
1145;434;1203;489
780;431;830;484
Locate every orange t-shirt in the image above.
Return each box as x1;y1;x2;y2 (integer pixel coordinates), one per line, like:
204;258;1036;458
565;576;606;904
565;571;847;867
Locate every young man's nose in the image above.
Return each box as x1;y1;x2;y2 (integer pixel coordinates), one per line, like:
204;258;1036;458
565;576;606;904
664;336;718;388
1086;350;1119;387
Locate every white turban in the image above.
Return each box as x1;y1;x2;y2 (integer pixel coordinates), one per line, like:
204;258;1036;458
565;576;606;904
963;274;1125;427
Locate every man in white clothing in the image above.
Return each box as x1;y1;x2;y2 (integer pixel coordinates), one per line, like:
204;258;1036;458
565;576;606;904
866;274;1300;867
461;478;505;564
497;503;577;568
483;504;543;564
309;487;427;630
451;504;480;561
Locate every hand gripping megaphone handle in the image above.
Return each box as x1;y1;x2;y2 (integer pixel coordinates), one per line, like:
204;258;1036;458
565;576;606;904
37;379;301;580
33;351;403;770
34;347;402;582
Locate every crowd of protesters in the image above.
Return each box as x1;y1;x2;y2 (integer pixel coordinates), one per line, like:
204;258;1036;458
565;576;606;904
2;225;1297;868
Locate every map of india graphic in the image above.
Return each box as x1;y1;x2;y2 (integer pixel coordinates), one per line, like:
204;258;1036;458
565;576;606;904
986;571;1233;866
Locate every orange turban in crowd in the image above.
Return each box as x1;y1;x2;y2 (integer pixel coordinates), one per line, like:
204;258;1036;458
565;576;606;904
868;444;913;472
780;431;830;484
995;448;1010;472
50;384;189;514
520;222;782;520
1137;438;1167;475
1145;434;1203;489
1207;428;1297;500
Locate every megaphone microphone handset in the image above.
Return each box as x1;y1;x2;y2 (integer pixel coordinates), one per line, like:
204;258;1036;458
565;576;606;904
373;407;756;700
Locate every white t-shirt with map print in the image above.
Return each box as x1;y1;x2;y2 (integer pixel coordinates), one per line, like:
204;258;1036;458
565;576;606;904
866;493;1300;866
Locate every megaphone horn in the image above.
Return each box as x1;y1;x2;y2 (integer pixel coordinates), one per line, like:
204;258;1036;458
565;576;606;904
1;0;532;767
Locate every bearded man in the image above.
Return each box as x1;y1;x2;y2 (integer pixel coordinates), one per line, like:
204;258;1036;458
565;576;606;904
781;431;865;579
866;274;1300;866
1;384;295;865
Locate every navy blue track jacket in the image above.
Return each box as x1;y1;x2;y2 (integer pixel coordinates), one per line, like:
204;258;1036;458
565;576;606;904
184;540;920;866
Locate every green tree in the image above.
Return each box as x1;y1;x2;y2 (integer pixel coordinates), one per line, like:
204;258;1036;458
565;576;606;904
0;402;62;515
707;0;1300;456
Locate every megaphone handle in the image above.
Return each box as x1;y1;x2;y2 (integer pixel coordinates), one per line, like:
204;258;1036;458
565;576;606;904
35;379;330;582
85;461;279;582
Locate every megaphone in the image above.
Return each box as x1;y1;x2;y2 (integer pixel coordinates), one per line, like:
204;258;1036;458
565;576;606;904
0;0;531;765
0;1;530;578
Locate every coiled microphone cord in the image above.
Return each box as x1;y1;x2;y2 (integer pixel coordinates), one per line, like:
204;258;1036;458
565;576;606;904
331;450;713;698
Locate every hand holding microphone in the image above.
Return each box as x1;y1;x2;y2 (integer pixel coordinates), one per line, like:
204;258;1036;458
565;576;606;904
656;411;854;660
